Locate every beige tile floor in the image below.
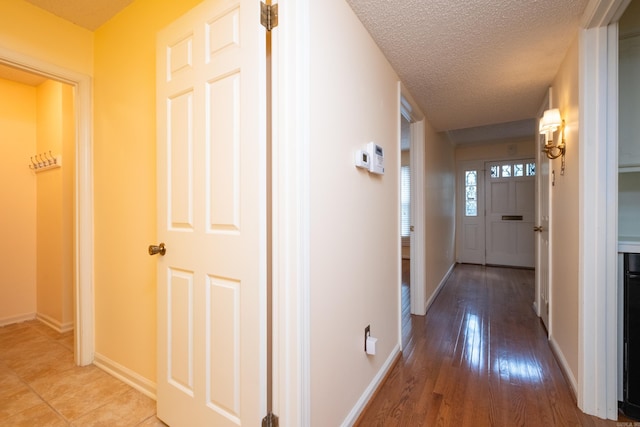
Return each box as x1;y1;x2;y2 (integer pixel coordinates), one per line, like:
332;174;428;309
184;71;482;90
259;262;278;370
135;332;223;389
0;320;167;426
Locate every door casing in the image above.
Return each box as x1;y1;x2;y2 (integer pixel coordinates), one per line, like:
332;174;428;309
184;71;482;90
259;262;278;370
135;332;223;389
0;47;94;366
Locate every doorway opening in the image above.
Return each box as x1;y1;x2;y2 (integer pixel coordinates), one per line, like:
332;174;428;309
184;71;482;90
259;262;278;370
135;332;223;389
400;114;411;347
399;91;426;322
0;51;94;366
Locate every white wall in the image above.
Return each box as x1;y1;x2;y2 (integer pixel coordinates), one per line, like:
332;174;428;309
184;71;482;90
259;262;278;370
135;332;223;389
423;122;456;302
305;2;456;424
619;172;640;237
307;2;401;424
456;138;536;162
550;34;581;386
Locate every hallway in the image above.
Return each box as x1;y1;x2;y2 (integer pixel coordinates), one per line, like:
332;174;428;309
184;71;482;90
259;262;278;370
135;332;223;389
357;264;626;426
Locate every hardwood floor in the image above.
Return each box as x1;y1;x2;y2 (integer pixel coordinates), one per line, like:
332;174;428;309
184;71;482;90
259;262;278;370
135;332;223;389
357;263;628;426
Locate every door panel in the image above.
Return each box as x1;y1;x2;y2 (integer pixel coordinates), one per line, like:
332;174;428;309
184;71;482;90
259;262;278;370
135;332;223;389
485;160;535;268
538;137;551;330
156;0;265;425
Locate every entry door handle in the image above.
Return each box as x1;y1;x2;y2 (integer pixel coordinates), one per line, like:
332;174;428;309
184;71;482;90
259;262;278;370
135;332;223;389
148;243;166;256
533;226;543;232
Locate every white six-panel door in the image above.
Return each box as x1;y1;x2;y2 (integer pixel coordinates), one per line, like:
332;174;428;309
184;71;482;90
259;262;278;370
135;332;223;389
155;0;266;425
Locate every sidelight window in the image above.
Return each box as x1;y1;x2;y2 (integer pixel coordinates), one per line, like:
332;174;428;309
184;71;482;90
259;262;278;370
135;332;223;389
465;170;478;217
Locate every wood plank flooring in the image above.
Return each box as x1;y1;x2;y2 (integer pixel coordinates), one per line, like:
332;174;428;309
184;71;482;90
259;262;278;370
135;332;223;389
357;263;629;426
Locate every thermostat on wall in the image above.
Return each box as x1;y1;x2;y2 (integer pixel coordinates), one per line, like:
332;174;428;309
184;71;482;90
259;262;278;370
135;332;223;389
355;149;370;169
367;142;384;174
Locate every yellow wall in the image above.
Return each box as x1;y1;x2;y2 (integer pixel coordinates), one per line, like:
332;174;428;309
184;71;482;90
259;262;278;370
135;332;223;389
549;34;580;383
0;78;37;324
93;0;202;382
36;80;75;330
0;0;91;326
0;0;199;383
0;0;93;76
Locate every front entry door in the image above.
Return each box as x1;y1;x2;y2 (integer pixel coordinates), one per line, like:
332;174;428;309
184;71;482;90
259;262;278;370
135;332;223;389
485;160;536;268
155;0;266;425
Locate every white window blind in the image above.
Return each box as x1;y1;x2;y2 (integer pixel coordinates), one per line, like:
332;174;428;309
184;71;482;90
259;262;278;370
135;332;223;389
401;166;411;244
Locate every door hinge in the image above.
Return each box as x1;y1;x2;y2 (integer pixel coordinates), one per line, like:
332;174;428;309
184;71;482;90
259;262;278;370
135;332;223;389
262;412;279;427
260;2;278;31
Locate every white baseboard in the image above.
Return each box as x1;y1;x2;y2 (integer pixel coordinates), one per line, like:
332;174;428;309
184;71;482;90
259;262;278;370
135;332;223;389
0;312;36;327
36;313;74;333
340;344;401;427
549;335;578;398
94;352;157;400
424;263;455;313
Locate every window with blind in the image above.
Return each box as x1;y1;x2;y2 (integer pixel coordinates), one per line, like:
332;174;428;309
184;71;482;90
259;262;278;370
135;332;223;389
401;165;410;245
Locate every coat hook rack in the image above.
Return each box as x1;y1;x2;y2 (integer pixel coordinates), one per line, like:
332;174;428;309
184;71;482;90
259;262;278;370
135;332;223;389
29;150;62;172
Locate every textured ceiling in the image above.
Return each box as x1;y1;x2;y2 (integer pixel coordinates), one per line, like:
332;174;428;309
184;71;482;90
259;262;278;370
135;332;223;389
19;0;591;144
346;0;590;142
24;0;134;31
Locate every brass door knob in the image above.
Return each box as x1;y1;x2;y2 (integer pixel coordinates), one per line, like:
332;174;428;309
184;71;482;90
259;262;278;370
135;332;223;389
533;226;543;232
148;243;166;256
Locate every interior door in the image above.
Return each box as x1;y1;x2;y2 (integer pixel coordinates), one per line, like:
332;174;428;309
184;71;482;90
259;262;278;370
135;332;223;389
536;91;552;331
537;151;551;329
155;0;266;425
485;160;535;268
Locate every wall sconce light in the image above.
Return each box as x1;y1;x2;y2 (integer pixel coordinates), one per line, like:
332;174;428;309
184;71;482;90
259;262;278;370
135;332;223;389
539;108;566;174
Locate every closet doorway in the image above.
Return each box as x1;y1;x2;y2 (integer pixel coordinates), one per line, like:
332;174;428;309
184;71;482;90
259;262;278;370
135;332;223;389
0;53;93;366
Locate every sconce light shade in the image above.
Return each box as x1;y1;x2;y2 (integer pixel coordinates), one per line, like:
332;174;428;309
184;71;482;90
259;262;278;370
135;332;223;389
539;107;566;174
539;108;562;134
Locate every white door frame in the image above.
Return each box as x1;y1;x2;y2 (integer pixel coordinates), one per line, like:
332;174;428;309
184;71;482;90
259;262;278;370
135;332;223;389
0;47;94;366
579;0;630;418
534;88;551;330
271;0;311;425
400;87;427;316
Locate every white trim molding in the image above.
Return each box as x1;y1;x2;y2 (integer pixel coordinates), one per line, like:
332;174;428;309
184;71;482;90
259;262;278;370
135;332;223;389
400;85;427;316
94;352;156;399
0;313;36;327
578;0;629;418
550;335;578;399
36;313;74;333
425;263;455;313
272;1;311;425
340;344;401;427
